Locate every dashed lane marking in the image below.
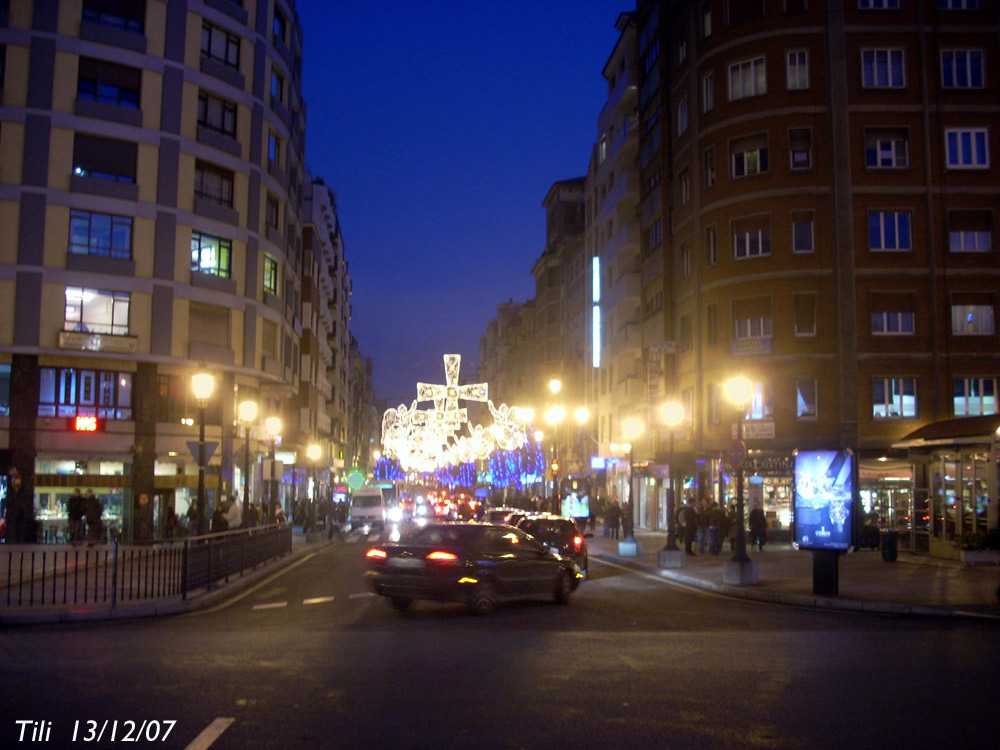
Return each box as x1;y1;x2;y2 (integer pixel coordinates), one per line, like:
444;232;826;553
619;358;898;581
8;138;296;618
184;718;235;750
303;596;336;605
251;601;288;611
349;592;376;599
185;551;318;616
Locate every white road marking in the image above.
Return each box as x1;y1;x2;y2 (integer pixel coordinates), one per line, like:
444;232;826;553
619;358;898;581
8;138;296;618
185;552;318;615
184;718;235;749
303;596;336;605
349;592;376;599
251;601;287;611
589;557;717;598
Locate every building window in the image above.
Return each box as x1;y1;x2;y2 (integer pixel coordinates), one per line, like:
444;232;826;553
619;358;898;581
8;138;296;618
786;0;809;12
198;91;237;137
729;57;766;101
868;211;911;251
792;211;814;253
270;69;284;106
942;50;984;89
746;382;773;421
951;303;995;335
64;287;130;336
871;292;915;335
945;128;989;168
38;367;133;420
953;377;997;416
82;0;144;34
797;380;817;419
731;134;768;178
69;209;132;259
862;49;905;88
263;255;279;294
707;382;721;425
702;71;714;112
647;219;663;250
873;377;916;419
677;96;689;136
948;210;992;252
937;0;978;7
864;128;909;168
734;315;772;340
678;36;688;65
643;38;659;76
201;21;240;69
73;134;136;183
679;169;690;206
681;241;691;277
859;0;901;8
707;303;719;345
733;216;771;259
793;294;816;336
77;57;140;108
194;161;234;208
705;226;718;266
679;315;693;352
727;0;764;26
266;193;280;230
789;128;811;169
268;130;281;167
700;2;712;37
704;147;716;187
273;6;288;44
786;50;809;90
191;231;232;278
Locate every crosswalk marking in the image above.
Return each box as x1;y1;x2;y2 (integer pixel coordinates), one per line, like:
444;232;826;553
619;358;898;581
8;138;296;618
303;596;336;605
184;718;234;749
251;602;288;611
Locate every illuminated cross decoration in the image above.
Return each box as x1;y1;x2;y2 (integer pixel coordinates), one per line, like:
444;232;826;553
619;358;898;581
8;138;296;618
416;355;488;427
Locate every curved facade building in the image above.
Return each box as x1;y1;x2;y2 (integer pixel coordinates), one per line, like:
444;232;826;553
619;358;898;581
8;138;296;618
643;0;1000;551
0;0;313;540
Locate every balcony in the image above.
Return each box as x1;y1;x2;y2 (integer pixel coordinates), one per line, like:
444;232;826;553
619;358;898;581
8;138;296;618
603;171;639;220
610;114;639;163
604;271;641;313
613;375;646;406
599;74;637;133
611;321;642;358
602;222;640;267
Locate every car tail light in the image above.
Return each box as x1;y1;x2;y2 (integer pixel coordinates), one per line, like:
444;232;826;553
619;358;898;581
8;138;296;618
426;550;458;562
366;548;388;559
573;535;583;553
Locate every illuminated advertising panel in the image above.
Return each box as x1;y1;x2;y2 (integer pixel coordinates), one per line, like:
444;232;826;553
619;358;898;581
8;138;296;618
73;416;103;432
793;450;854;550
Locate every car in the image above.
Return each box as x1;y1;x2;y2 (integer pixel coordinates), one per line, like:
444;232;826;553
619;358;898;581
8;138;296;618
364;522;582;615
484;507;525;525
516;514;592;576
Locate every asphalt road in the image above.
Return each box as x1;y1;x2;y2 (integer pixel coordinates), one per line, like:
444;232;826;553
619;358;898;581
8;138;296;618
2;533;998;750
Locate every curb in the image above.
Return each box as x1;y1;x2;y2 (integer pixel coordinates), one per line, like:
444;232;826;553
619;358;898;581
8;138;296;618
592;551;1000;621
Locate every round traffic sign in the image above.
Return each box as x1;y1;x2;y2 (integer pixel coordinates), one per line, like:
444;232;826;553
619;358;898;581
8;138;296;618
727;440;747;470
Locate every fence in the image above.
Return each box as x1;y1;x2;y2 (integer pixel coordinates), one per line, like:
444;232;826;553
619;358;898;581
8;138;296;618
1;525;292;610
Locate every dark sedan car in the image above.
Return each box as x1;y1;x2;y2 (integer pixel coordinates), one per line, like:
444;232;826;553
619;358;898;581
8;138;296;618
365;522;582;615
516;514;592;576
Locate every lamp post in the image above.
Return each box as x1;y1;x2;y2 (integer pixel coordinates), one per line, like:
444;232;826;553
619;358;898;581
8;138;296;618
191;371;215;536
621;417;643;543
306;442;321;534
545;405;565;511
237;399;258;528
535;430;545;507
265;416;282;523
660;401;685;552
723;376;759;585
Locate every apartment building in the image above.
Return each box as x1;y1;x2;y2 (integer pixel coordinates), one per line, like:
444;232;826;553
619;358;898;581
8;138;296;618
0;0;358;541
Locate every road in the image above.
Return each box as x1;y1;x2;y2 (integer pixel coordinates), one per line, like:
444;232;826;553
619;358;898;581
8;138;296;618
2;531;998;750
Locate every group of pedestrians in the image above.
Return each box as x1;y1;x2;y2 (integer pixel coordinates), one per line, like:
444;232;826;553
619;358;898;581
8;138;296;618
676;497;768;555
67;487;104;544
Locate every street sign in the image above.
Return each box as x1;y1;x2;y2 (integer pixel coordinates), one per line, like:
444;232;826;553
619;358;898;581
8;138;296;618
741;421;776;440
346;469;365;489
187;441;219;464
727;440;747;470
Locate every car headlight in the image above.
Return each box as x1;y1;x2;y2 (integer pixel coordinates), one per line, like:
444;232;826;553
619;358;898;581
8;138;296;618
387;507;403;523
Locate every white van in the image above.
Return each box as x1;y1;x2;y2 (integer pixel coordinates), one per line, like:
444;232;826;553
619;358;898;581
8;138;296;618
349;487;386;532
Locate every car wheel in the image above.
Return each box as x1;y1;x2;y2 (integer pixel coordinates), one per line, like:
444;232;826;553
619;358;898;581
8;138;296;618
554;570;572;604
470;583;496;615
389;597;412;612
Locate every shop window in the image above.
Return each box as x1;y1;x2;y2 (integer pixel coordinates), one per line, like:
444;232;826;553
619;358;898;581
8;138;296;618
64;287;130;335
873;377;916;418
69;209;132;259
953;377;997;416
38;367;132;420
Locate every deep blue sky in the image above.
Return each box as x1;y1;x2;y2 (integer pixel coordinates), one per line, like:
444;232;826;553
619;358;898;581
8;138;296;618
297;0;627;404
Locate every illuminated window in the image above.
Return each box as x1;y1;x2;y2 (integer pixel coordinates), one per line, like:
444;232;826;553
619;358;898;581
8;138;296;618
69;210;132;259
64;287;130;336
191;231;232;277
953;377;997;416
786;50;809;90
873;377;916;418
797;380;817;419
38;367;133;420
263;255;279;294
728;57;766;101
731;134;768;177
865;128;909;168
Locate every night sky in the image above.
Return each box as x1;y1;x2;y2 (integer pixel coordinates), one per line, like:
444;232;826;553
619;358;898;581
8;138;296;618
297;0;628;404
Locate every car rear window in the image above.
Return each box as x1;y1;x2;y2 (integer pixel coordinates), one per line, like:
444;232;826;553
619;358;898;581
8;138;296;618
402;525;480;547
353;495;382;507
520;519;574;537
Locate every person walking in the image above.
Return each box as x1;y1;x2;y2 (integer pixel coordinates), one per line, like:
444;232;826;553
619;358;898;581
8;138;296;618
225;493;243;529
607;500;621;540
749;501;767;551
681;498;699;555
726;505;738;551
708;501;727;555
696;499;711;554
68;488;85;544
84;489;103;544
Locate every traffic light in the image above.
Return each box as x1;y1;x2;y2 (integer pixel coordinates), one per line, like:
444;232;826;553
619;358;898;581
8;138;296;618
551;459;560;476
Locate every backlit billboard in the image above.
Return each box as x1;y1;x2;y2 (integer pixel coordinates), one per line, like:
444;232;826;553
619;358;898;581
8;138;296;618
793;450;854;550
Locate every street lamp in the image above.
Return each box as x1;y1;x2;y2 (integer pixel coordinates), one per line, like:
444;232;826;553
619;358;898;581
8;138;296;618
264;415;282;523
545;405;566;511
660;401;685;552
237;399;258;527
622;417;643;542
724;376;758;585
191;371;215;536
306;442;321;534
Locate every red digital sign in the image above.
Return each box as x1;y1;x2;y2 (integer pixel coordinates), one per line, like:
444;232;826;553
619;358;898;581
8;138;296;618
74;416;100;432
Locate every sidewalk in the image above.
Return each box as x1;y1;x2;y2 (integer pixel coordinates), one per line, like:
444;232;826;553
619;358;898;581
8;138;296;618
589;529;1000;620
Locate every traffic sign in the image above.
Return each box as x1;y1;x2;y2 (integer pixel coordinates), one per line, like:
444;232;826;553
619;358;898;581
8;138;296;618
187;441;218;463
727;440;747;470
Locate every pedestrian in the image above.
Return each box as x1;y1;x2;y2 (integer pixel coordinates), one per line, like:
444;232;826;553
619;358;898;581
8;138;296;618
164;506;178;539
211;499;229;533
681;497;698;555
68;487;85;543
226;493;243;529
84;489;103;544
726;506;738;551
708;501;727;555
607;500;621;540
749;501;767;551
697;499;711;554
274;504;287;525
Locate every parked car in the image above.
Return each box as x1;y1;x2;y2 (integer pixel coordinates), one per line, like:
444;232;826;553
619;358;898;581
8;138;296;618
365;522;582;615
484;507;525;525
516;514;592;576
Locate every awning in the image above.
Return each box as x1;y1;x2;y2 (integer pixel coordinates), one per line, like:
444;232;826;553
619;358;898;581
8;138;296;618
892;415;1000;449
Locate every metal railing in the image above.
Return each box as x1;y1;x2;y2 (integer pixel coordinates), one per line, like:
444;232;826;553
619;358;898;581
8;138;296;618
1;525;292;610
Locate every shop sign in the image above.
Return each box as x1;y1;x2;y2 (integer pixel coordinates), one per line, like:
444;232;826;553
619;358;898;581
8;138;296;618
73;416;104;432
59;330;137;354
741;420;775;440
731;338;771;356
744;455;794;475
